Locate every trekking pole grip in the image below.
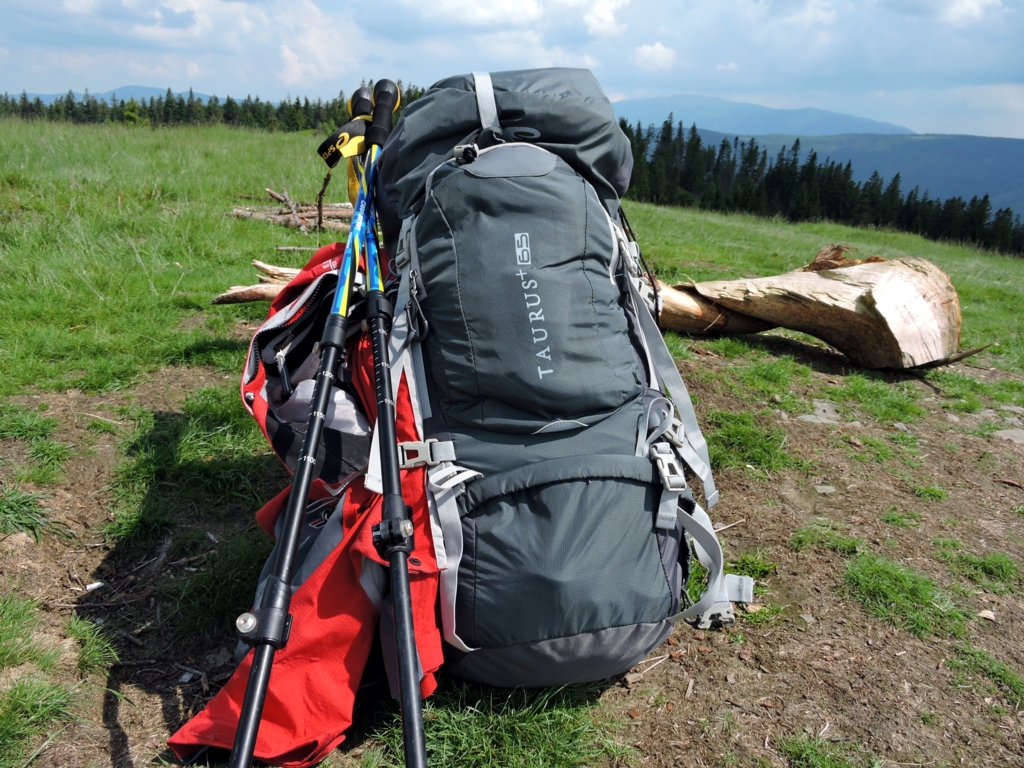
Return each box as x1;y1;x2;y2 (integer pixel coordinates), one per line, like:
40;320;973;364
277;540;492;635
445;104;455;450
366;79;400;148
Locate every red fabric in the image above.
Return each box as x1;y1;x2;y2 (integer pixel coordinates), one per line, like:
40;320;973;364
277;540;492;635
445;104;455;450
170;302;442;768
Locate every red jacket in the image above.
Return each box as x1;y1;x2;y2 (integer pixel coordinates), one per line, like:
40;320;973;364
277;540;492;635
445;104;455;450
169;250;442;768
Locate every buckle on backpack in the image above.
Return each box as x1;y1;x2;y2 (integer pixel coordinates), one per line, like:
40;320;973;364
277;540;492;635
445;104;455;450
663;416;686;449
651;443;687;492
399;439;440;469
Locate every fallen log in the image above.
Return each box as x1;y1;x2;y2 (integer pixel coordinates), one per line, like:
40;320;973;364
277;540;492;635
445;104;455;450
661;245;961;369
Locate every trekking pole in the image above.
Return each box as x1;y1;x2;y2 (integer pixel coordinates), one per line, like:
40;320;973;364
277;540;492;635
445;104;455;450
360;81;430;768
225;89;378;768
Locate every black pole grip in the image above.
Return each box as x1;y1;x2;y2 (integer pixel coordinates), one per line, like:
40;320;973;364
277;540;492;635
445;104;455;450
365;79;400;148
348;87;373;119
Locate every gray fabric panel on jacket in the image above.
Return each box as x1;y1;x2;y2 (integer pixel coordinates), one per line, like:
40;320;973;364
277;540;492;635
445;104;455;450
457;462;671;648
377;68;632;221
447;621;674;688
415;151;641;434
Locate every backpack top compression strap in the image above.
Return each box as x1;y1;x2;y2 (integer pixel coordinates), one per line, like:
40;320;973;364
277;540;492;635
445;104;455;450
472;72;501;133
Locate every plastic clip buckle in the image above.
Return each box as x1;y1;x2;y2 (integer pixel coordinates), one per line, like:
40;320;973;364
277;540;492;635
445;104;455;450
651;443;687;493
398;439;440;470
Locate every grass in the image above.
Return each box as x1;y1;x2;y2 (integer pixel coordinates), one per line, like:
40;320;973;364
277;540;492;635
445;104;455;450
727;549;778;580
107;383;283;546
0;593;57;671
166;527;273;633
625;202;1024;374
0;594;72;767
370;678;626;768
705;410;793;473
879;507;921;528
913;485;948;502
928;369;1024;410
826;374;925;423
0;677;75;768
0;404;57;441
848;436;894;463
0;119;334;398
791;521;862;556
730;355;812;412
843;554;968;638
949;645;1024;708
0;484;61;541
65;614;119;674
934;539;1019;592
778;734;876;768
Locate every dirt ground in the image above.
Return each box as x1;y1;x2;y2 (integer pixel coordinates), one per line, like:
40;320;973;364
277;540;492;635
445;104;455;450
2;331;1022;768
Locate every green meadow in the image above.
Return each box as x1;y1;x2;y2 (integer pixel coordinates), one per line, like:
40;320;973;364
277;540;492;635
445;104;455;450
3;119;1024;768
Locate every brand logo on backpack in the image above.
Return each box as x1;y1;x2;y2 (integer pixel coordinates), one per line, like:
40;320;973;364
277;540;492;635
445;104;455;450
514;232;554;380
514;233;531;265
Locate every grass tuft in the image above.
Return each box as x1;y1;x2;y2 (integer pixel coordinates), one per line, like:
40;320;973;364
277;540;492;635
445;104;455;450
827;374;925;423
791;521;861;556
879;507;921;528
0;405;57;442
843;554;967;638
728;549;778;580
0;485;66;541
372;678;623;768
65;614;119;674
0;592;57;672
778;734;875;768
949;646;1024;708
913;485;947;502
934;540;1018;592
705;410;792;473
0;677;75;767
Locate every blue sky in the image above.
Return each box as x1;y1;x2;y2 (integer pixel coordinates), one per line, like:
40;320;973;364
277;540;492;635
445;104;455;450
1;0;1022;137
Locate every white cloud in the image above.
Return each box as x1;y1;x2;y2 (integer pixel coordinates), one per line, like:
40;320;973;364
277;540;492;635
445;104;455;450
395;0;543;26
943;0;1001;23
716;61;739;70
633;41;675;71
582;0;630;36
878;0;1002;23
62;0;99;13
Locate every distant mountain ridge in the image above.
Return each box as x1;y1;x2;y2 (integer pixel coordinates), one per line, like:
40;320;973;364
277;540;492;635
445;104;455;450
691;128;1024;217
23;86;211;104
613;93;914;138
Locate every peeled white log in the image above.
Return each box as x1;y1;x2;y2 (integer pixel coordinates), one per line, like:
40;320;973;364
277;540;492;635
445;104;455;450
685;254;961;369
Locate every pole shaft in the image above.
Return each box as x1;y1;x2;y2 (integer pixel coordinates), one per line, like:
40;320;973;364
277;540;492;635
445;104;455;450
228;342;342;767
368;300;428;768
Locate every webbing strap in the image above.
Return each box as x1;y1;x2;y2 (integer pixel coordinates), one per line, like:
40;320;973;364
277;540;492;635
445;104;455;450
472;71;500;133
670;502;725;622
626;275;719;507
429;464;480;653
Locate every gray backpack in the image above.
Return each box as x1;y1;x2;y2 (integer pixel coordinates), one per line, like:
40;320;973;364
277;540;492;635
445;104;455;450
373;69;753;687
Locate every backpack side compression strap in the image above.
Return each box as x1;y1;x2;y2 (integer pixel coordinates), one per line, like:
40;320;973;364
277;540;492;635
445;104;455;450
472;71;500;133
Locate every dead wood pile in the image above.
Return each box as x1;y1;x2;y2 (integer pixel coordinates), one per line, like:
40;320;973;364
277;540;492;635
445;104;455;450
231;188;352;233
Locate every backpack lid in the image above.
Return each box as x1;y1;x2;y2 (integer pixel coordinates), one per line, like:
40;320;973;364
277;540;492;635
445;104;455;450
376;68;633;221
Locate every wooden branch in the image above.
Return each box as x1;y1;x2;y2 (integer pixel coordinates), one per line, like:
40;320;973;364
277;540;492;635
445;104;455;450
282;188;308;234
212;284;286;305
316;171;332;231
658;279;775;335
